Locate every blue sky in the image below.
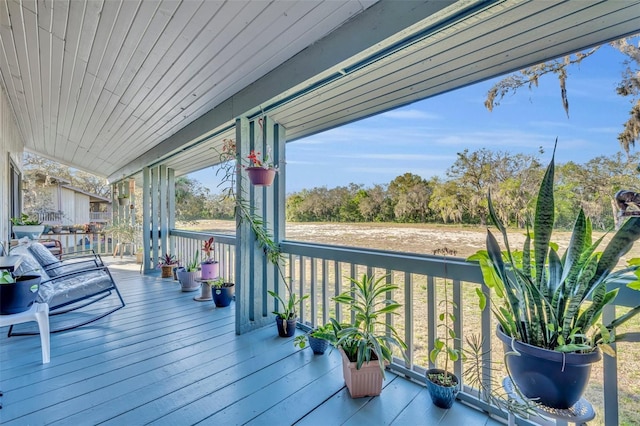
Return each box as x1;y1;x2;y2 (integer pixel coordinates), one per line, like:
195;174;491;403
191;40;636;194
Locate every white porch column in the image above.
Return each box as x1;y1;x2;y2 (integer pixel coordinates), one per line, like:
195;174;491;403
235;115;286;334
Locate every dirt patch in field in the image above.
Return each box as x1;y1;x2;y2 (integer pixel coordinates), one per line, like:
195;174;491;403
177;219;639;262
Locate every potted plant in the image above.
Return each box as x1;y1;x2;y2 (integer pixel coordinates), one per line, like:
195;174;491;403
177;251;200;292
294;323;336;354
200;237;219;280
117;194;129;206
469;148;640;409
425;247;462;409
330;273;408;398
245;148;277;186
267;264;309;337
10;213;45;240
157;253;179;279
209;277;235;307
0;270;41;315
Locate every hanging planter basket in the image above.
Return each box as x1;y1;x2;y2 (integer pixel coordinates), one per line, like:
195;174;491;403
246;167;276;186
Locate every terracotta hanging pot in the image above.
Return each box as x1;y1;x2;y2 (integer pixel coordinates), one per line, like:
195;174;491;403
246;167;276;186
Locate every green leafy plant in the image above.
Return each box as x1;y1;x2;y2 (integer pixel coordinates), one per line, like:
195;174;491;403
267;270;309;320
330;273;408;375
184;251;200;272
10;213;41;226
469;146;640;354
0;270;16;284
428;248;464;386
294;323;337;349
462;334;536;417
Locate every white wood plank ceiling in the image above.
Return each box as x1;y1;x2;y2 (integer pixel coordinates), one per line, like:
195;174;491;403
1;0;639;182
0;0;378;178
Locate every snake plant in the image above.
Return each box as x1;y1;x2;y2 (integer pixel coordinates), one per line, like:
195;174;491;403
469;151;640;353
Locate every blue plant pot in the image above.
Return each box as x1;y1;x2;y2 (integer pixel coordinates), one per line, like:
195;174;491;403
212;283;234;307
425;369;459;409
276;317;296;337
308;336;329;354
0;275;41;315
497;326;601;409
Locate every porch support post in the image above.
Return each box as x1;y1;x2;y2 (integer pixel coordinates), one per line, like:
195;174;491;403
141;164;175;274
235;115;285;334
142;167;152;273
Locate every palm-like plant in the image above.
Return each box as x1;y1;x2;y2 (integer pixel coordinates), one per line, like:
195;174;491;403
267;263;309;320
331;273;408;374
469;149;640;353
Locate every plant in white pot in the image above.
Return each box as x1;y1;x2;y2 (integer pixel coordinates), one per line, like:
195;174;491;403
11;213;44;240
177;251;200;292
330;273;408;398
469;146;640;409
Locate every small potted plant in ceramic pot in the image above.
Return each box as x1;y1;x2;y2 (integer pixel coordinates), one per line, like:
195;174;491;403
294;323;336;355
177;251;200;292
10;213;44;240
200;237;219;280
209;277;235;307
245;147;278;186
157;253;179;279
267;265;309;337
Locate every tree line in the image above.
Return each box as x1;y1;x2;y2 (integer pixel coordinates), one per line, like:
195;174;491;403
176;148;639;230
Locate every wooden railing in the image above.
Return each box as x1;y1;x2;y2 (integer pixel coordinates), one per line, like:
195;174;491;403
89;212;111;222
171;230;236;282
168;229;637;425
42;232;113;256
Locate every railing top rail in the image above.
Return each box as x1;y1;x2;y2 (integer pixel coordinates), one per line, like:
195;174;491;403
280;241;484;283
170;229;236;246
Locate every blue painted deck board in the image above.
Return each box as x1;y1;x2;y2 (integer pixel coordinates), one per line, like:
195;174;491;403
0;263;498;425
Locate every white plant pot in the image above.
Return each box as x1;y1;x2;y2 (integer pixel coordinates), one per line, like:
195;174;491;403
12;225;45;240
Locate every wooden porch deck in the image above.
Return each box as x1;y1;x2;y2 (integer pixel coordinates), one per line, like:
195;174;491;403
1;261;501;426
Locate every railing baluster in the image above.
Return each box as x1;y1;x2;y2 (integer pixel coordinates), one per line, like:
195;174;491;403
427;275;436;370
603;304;618;425
322;259;329;326
453;278;462;382
404;271;413;370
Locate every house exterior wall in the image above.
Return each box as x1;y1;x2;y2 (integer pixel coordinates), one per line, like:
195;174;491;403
0;84;25;248
58;187;90;225
74;192;90;224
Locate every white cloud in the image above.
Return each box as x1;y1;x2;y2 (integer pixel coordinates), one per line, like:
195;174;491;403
380;109;441;120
